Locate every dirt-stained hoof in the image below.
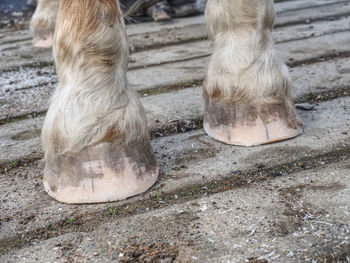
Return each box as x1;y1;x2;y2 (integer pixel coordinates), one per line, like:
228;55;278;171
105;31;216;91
204;98;303;147
43;141;159;204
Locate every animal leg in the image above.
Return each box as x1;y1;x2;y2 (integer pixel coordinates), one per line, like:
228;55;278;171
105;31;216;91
30;0;58;48
41;0;159;204
203;0;303;146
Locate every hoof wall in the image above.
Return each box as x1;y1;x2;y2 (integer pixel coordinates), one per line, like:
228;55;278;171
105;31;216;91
33;34;53;48
153;8;171;22
43;141;159;204
204;99;303;147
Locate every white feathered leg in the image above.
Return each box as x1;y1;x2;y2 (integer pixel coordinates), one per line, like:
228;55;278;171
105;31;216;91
41;0;159;204
203;0;302;146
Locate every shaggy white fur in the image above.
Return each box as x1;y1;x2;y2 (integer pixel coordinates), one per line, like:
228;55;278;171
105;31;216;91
204;0;292;104
41;0;148;162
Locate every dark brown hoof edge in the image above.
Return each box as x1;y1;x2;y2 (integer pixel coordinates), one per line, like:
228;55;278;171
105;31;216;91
43;141;159;204
204;98;303;147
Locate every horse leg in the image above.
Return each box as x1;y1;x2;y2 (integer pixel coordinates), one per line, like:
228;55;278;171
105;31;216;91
30;0;58;48
41;0;159;203
203;0;302;146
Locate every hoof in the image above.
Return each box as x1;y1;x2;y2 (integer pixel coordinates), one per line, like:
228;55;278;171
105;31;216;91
43;141;159;204
31;19;55;48
33;34;53;48
152;7;171;22
204;98;303;147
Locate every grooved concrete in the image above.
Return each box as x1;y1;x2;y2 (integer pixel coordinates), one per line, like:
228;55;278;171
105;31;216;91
1;137;350;262
1;97;350;259
1;0;350;262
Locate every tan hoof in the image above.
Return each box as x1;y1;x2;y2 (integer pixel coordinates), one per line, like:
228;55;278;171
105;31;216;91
31;19;55;48
33;34;53;48
43;141;159;204
204;98;303;147
153;8;171;22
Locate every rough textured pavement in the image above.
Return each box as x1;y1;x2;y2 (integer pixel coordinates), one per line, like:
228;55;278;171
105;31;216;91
1;0;350;262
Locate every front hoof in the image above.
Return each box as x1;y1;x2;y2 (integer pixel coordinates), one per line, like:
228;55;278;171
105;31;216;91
43;141;159;204
204;98;303;147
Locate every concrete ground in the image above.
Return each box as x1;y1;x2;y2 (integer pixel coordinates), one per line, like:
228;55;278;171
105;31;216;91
1;0;350;262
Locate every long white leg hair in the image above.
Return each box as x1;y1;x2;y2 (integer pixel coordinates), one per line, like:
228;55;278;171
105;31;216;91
204;0;292;104
42;0;148;162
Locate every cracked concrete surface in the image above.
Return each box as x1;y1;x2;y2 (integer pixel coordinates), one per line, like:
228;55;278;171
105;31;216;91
1;0;350;262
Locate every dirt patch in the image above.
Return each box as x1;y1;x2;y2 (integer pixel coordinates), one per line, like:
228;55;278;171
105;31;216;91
118;242;180;263
150;117;204;140
0;153;42;174
288;51;350;68
187;133;213;147
270;182;346;237
116;211;198;262
296;85;350;104
174;147;218;166
0;110;46;126
305;183;345;191
244;145;312;166
344;163;350;170
314;244;350;263
245;257;268;263
11;129;41;141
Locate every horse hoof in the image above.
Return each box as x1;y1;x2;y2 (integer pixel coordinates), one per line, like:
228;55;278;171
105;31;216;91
204;98;303;147
43;141;159;204
33;34;53;48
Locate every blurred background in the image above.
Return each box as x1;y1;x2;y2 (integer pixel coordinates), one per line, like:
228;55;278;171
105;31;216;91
0;0;36;29
0;0;208;29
